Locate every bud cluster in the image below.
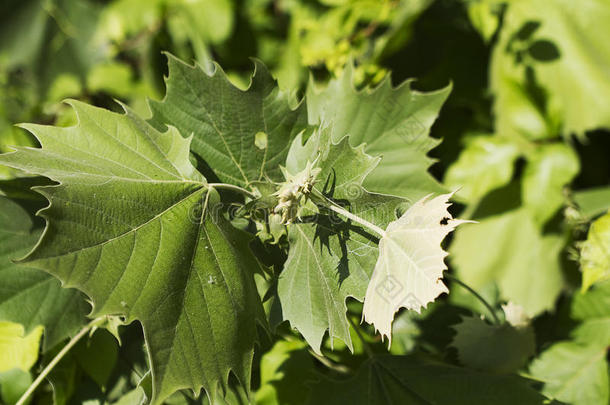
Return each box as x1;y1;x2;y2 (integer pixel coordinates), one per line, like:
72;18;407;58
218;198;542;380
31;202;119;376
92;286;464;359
273;162;321;224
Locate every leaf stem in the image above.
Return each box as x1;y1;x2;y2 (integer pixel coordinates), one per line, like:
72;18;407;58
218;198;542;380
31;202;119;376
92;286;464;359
326;204;386;237
16;317;106;405
207;183;256;199
312;190;386;237
445;273;501;324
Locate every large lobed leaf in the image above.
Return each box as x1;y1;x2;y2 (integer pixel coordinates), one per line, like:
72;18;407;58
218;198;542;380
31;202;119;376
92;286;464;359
0;101;265;404
149;53;308;187
306;64;450;202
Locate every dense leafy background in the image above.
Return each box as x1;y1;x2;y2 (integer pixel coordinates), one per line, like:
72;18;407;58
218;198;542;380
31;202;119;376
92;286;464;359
0;0;608;404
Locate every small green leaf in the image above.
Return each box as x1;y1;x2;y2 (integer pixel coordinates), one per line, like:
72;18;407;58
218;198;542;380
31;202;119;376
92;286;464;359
0;321;43;372
451;315;535;373
580;212;610;291
529;341;608;405
574;187;610;219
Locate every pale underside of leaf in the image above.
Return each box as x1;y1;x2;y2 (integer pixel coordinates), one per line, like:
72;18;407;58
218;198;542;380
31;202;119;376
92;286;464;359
363;193;470;345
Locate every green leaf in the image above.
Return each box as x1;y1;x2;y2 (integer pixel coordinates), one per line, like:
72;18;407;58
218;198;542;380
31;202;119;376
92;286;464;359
574;187;610;219
74;329;119;390
529;341;609;405
0;101;265;404
306;65;451;202
450;209;565;316
149;54;307;187
0;368;31;405
580;211;610;291
277;129;404;352
0;195;89;351
309;355;553;405
255;340;314;405
0;321;43;372
466;0;501;42
362;193;468;344
522;143;579;226
451;315;535;373
491;0;610;138
571;280;610;347
444;135;520;204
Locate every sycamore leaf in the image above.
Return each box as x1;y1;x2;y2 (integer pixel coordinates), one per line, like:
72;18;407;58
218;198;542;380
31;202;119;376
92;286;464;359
308;355;553;405
451;315;535;374
0;195;89;351
363;193;469;344
580;211;610;291
149;54;307;187
306;64;450;202
0;101;265;404
276;128;405;352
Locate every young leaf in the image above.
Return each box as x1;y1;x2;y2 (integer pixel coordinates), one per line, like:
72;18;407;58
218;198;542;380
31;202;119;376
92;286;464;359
0;195;89;351
277;129;405;352
307;64;450;202
0;101;265;404
363;193;469;344
149;54;308;187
